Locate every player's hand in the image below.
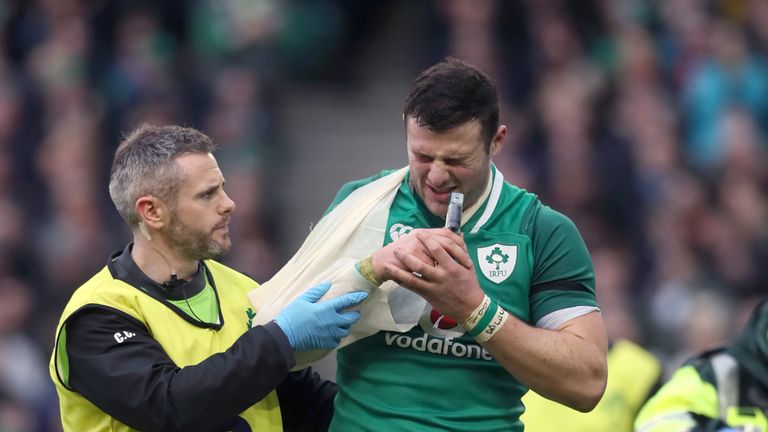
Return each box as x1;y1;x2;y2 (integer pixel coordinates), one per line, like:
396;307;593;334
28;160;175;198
371;228;468;283
274;282;368;352
387;230;483;321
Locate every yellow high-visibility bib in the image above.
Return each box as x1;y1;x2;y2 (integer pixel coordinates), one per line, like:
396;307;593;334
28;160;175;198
50;259;282;432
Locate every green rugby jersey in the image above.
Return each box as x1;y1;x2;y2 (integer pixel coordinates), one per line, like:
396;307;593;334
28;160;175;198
327;166;598;432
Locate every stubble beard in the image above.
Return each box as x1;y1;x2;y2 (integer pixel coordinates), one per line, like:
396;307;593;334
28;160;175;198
167;214;230;261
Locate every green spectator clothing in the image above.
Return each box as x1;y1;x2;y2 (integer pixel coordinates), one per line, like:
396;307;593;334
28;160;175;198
326;166;600;432
635;300;768;432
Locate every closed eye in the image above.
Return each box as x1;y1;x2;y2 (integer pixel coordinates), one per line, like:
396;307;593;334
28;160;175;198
198;186;219;200
414;153;433;163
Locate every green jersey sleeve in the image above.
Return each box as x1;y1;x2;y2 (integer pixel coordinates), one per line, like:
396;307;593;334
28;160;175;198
523;203;598;323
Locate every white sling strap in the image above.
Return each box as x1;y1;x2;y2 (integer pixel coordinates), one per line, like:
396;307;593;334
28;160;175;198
248;167;427;369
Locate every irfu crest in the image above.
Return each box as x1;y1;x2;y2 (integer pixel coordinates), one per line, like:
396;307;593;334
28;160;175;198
477;244;517;283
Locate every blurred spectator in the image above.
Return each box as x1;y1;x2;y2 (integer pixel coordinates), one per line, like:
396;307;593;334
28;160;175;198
682;19;768;171
2;0;768;429
0;277;51;431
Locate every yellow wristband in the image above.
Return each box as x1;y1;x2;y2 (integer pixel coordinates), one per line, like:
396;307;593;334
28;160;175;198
357;255;383;287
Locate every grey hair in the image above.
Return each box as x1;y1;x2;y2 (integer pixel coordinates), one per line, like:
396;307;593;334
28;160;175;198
108;124;216;227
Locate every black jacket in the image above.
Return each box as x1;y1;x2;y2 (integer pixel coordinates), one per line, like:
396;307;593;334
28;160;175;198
64;246;336;432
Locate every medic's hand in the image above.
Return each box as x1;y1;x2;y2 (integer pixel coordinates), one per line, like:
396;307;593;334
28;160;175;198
274;282;368;352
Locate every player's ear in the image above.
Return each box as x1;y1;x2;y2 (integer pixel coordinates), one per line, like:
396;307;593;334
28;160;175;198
489;125;505;157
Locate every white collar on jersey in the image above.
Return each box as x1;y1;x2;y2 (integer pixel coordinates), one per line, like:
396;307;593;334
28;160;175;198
460;165;504;234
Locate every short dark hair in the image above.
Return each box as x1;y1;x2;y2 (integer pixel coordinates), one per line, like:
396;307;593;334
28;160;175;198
403;57;499;151
109;124;216;227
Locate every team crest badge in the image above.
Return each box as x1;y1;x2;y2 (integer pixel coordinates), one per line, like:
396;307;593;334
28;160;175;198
477;244;517;284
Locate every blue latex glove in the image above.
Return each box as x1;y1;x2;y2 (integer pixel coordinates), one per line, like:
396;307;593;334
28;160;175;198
274;282;368;352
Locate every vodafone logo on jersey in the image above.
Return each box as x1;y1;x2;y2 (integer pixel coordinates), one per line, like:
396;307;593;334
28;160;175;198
383;305;493;361
382;303;493;361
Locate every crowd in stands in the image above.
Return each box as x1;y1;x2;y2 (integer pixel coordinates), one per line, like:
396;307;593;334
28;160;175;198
0;0;766;430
